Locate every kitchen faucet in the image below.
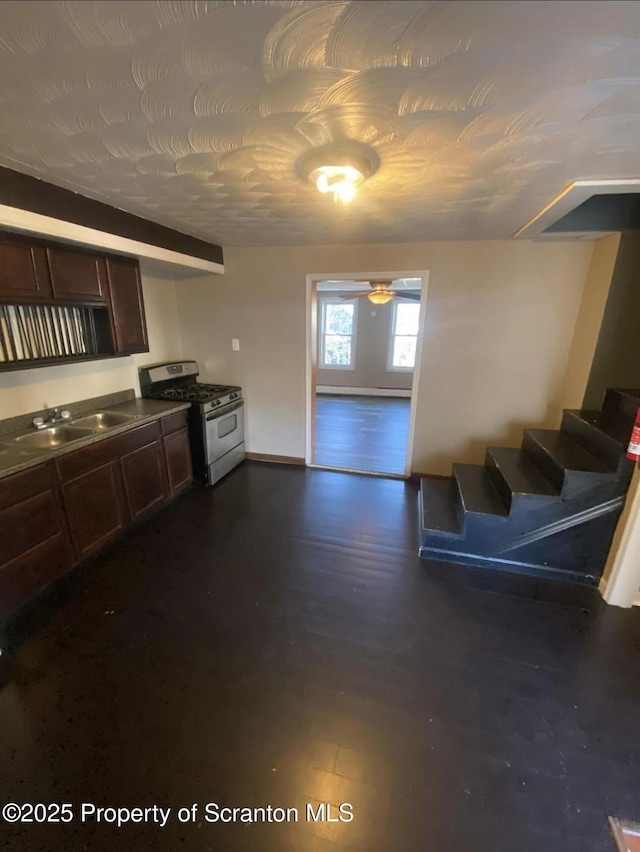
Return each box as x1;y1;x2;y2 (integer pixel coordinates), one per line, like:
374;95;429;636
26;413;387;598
32;408;72;430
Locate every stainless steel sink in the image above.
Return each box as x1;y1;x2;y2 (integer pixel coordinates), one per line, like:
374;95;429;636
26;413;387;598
71;411;137;430
11;425;95;449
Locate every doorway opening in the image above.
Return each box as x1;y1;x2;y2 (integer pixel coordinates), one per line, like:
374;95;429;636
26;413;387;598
305;270;429;477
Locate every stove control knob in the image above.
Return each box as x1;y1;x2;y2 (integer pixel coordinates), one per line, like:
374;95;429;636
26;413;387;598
216;399;221;406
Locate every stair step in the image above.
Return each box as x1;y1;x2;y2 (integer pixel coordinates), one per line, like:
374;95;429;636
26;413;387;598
562;409;634;468
602;388;640;424
453;463;509;518
523;428;615;493
420;477;462;537
486;447;559;510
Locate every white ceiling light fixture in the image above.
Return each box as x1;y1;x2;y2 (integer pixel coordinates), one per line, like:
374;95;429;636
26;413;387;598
297;145;378;205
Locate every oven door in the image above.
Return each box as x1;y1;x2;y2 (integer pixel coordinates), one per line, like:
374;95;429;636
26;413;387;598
205;400;245;463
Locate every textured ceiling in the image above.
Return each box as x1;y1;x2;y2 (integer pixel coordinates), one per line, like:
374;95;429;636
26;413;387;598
1;0;640;246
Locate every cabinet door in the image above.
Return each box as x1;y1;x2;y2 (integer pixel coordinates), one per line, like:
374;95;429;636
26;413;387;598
163;427;193;493
47;245;108;303
0;233;52;303
0;463;74;608
120;440;167;520
106;257;149;354
62;462;125;558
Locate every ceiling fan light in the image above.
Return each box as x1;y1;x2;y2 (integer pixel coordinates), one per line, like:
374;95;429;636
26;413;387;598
367;290;394;305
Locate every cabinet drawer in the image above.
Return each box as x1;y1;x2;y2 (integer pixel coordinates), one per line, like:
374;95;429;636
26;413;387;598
161;410;188;435
0;463;50;511
57;421;161;482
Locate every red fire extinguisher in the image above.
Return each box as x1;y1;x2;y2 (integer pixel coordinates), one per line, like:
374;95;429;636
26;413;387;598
627;408;640;461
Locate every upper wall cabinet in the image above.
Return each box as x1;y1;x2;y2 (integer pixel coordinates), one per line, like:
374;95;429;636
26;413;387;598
0;232;52;303
106;256;148;355
0;230;149;369
46;244;108;304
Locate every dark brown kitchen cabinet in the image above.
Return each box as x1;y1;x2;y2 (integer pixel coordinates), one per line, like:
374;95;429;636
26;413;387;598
160;411;192;494
163;428;192;493
57;420;172;558
1;414;192;613
0;232;52;304
120;440;167;520
46;244;108;303
61;462;126;559
106;256;149;354
0;463;74;609
0;229;149;371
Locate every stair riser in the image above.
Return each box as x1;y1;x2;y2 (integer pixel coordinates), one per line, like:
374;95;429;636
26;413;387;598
521;431;564;490
560;410;627;470
603;389;640;424
485;450;560;513
485;451;514;510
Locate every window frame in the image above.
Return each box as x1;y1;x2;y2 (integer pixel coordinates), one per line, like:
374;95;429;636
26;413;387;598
318;297;358;370
387;298;420;372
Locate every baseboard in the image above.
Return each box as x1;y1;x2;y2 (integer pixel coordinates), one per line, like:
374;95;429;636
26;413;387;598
316;386;411;398
409;471;451;480
246;452;305;466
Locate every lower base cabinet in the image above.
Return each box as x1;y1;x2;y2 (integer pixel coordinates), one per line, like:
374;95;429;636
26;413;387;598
121;441;167;521
0;463;74;609
164;427;192;493
1;411;192;612
61;462;126;559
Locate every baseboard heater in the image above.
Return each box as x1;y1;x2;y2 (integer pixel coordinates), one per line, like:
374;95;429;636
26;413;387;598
316;386;411;398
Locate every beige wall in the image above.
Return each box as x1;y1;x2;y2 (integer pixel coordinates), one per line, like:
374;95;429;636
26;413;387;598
175;240;594;474
316;292;414;390
557;234;620;411
583;231;640;409
0;275;183;418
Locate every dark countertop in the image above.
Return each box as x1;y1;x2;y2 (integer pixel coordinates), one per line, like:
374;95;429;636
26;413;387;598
0;398;190;480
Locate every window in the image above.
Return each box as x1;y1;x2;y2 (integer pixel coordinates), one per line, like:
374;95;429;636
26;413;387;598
389;301;420;370
319;299;357;368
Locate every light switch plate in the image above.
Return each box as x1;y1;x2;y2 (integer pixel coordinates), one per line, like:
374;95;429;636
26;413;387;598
232;339;240;351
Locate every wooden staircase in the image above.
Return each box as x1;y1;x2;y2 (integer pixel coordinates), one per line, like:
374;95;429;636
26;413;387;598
419;389;640;585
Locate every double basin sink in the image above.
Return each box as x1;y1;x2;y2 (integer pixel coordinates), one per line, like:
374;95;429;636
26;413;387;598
4;411;142;452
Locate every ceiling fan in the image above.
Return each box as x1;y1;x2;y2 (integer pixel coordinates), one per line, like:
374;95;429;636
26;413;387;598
341;281;421;305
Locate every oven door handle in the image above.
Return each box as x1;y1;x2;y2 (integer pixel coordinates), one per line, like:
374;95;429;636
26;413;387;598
205;400;244;420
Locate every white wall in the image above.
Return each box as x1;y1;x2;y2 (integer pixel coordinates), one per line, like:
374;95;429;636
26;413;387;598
0;275;183;418
601;465;640;607
175;240;594;474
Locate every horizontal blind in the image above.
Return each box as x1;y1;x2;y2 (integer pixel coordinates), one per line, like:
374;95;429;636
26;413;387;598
0;304;99;364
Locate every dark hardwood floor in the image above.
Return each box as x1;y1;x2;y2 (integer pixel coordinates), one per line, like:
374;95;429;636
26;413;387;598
1;461;640;851
314;394;411;474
